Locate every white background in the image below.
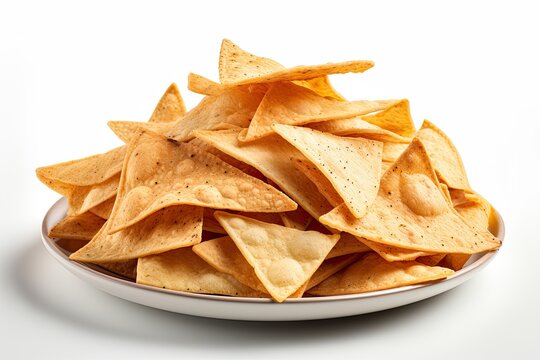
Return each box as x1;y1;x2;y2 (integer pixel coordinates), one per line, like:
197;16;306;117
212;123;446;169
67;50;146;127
1;0;539;358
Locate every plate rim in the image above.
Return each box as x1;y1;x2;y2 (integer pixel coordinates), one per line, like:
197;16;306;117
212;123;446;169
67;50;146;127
41;197;504;304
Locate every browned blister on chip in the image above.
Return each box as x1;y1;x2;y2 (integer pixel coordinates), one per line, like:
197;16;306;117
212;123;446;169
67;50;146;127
319;138;501;254
309;253;454;296
273;124;382;218
214;211;339;302
137;247;266;297
70;205;203;262
107;130;296;233
49;212;106;241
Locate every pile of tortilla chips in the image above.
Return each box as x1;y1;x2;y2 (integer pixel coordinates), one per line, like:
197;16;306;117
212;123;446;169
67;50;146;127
37;39;501;302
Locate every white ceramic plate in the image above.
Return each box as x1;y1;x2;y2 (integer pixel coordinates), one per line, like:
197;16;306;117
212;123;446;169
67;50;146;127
41;198;504;321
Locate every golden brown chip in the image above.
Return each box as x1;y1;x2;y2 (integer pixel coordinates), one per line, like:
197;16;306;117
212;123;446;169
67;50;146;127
97;259;138;280
326;233;371;259
148;83;186;123
439;254;470;271
309;253;454;296
416;120;471;191
68;173;120;215
190;40;373;95
202;208;227;234
309;116;411;143
137;247;266;297
306;254;361;290
362;99;416;137
239;81;395;141
193;236;269;294
49;212;106;241
294;76;345;101
70;205;203;262
36;146;125;187
279;206;312;231
382;142;409;163
319;138;501;254
89;196;116;219
109;85;266;143
273;124;382;218
294;158;345;207
358;237;435;262
107;130;296;233
416;254;446;266
194;129;333;219
214;211;339;302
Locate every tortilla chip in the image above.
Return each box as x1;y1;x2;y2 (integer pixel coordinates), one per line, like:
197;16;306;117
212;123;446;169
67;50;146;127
326;233;371;259
202;208;227;234
193;236;269;294
416;254;446;266
49;212;106;241
416;120;471;191
362;99;416;137
309;116;411;143
306;254;361;290
194;129;333;219
239;81;396;141
148;83;186;123
137;247;265;297
109;85;266;143
319;138;501;254
89;196;115;219
36;146;125;187
294;158;344;207
70;205;203;262
214;211;339;302
190;39;374;94
382;142;409;163
273;124;382;218
98;260;138;280
188;138;265;179
439;254;470;271
279;206;312;230
308;253;454;296
107;130;296;233
358;237;435;262
68;173;120;215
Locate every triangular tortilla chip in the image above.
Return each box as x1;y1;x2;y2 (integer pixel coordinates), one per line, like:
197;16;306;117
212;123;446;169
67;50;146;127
148;83;186;123
273;124;382;218
239;81;396;141
49;212;106;241
326;233;371;259
218;39;345;101
98;260;138;280
193;236;269;294
108;130;296;233
193;129;333;219
306;254;361;290
89;196;116;219
109;85;266;143
416;120;471;191
362;99;416;137
319;138;501;254
214;211;339;302
308;253;454;296
439;254;470;271
70;205;203;262
36;146;125;187
219;39;284;83
416;254;446;266
309;116;411;143
294;158;344;207
137;247;265;297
